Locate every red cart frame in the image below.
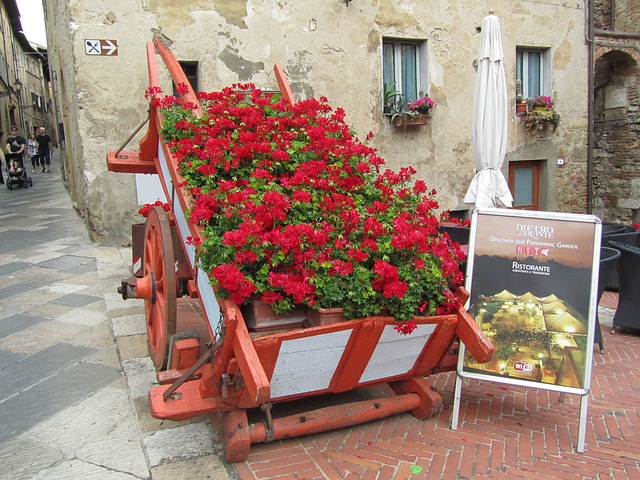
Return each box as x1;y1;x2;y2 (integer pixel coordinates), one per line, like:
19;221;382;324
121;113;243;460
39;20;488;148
107;38;494;462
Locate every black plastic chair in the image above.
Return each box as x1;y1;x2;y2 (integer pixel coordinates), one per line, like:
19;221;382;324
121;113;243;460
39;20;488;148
609;242;640;334
601;232;640;290
602;222;635;235
595;247;621;352
438;225;470;246
439;224;469;274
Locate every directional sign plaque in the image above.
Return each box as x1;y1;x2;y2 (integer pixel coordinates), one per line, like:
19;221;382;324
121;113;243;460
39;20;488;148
85;39;118;56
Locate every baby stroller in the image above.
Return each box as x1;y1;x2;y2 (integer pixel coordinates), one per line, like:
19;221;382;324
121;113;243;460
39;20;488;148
5;153;32;190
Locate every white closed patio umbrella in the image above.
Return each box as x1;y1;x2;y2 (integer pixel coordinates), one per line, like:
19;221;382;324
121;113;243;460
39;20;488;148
463;12;513;208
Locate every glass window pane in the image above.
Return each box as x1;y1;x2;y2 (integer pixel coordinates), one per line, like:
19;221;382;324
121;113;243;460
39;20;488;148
514;167;534;206
401;43;417;100
527;52;541;98
516;51;523;95
383;43;395;90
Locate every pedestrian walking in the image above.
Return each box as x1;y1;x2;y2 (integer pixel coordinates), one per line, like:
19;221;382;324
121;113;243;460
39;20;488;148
27;133;38;173
36;126;52;172
5;125;26;171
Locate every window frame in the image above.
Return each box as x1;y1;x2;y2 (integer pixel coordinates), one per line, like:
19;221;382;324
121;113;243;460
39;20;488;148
382;37;429;106
516;47;551;99
508;160;542;210
173;61;198;95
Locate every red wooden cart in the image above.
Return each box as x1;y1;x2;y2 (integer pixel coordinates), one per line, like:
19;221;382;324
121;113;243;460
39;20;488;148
107;38;494;462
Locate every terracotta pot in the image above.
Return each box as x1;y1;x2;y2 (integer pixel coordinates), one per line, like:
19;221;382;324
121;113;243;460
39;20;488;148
515;103;527;115
240;298;306;332
306;307;349;327
393;114;429;127
306;306;392;327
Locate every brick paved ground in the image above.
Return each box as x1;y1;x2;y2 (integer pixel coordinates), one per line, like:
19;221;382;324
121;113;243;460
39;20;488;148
234;297;640;480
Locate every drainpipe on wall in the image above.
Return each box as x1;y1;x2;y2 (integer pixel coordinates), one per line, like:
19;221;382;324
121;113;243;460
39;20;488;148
587;0;594;214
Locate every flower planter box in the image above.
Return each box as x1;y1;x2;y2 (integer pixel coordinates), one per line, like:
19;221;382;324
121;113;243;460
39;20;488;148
306;307;392;327
306;307;348;327
241;298;307;332
155;85;466;336
393;114;429;127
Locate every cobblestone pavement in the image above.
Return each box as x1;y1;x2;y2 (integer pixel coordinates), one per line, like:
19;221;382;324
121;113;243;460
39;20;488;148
0;152;233;480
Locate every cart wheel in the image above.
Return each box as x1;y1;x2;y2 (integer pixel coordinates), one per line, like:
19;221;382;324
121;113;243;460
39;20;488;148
143;205;177;369
29;177;33;187
7;182;12;190
223;409;251;463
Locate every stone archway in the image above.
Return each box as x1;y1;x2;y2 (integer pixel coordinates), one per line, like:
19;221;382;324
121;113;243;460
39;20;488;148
592;49;640;224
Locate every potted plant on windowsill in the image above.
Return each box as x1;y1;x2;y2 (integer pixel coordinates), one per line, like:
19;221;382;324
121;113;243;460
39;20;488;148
384;84;436;127
515;94;527;115
156;85;465;335
529;95;554;111
521;96;560;134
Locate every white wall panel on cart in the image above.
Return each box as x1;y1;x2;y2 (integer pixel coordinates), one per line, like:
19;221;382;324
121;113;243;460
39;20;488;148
173;198;197;269
135;173;166;205
153;140;221;335
196;267;221;335
270;329;353;399
359;324;437;384
156;142;174;200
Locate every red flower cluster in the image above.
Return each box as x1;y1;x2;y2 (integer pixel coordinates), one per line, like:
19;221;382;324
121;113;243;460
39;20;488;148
158;85;465;328
138;201;171;218
440;211;471;228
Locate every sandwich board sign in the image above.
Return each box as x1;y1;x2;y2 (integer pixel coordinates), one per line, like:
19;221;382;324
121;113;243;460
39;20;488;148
451;208;601;453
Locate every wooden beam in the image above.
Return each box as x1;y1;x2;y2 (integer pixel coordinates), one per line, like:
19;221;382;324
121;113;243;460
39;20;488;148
106;151;157;174
274;63;295;105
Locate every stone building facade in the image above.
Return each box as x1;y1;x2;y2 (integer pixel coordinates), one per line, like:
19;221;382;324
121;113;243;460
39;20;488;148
592;0;640;225
0;1;52;144
43;1;590;245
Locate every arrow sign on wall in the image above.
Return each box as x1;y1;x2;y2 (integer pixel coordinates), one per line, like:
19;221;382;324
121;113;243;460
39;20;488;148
85;39;119;56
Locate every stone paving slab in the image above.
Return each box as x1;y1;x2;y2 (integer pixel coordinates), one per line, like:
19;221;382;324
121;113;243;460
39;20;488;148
0;261;32;275
143;422;219;468
0;282;43;301
0;343;96;401
32;460;141;480
0;152;233;480
0;349;26;370
0;320;92;355
50;292;103;307
0;362;121;444
0;312;47;338
36;255;96;270
151;456;231;480
24;382;148;478
0;437;65;480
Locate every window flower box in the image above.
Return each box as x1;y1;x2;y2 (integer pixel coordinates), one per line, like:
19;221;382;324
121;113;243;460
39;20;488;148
384;84;436;129
393;114;430;127
524;109;561;134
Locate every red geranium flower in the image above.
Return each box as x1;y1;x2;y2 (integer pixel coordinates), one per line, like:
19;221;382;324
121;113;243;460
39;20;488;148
157;85;464;327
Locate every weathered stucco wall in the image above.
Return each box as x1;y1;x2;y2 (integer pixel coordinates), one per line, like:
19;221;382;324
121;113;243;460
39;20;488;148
45;0;589;245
